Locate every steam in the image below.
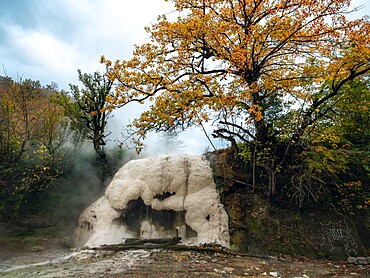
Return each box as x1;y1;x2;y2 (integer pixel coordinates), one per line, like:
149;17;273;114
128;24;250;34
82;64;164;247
106;102;226;157
47;143;136;237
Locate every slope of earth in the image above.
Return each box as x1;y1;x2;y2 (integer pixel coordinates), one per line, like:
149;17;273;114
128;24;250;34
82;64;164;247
207;150;370;260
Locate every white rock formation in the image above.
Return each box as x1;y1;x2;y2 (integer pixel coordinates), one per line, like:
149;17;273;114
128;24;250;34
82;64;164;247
74;155;230;248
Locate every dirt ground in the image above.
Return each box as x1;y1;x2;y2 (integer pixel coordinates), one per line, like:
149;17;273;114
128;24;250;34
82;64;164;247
0;247;369;277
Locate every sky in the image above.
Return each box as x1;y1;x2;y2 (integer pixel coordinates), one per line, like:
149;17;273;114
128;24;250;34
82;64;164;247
0;0;369;155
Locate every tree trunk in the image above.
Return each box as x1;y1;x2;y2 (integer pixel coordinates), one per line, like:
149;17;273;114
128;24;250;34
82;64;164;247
254;120;278;196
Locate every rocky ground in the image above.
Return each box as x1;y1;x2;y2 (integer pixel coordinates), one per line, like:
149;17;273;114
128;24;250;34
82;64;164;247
0;247;369;278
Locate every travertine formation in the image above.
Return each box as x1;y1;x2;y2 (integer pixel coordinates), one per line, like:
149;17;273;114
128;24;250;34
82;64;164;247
74;155;230;248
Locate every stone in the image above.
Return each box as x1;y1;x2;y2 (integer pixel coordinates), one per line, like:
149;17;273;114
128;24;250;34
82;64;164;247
347;256;357;264
223;266;235;273
269;271;281;277
171;252;191;262
31;245;44;252
356;257;368;265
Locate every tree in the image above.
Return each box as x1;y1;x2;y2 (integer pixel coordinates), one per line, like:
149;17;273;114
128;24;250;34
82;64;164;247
0;76;76;219
333;77;370;149
0;76;69;193
2;78;43;163
102;0;370;196
55;69;114;162
156;130;185;154
0;76;14;159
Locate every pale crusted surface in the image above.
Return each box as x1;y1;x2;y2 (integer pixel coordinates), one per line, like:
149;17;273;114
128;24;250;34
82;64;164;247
74;155;230;248
1;248;369;278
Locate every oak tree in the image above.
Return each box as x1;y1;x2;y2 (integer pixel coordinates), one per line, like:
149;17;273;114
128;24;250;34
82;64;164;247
102;0;370;196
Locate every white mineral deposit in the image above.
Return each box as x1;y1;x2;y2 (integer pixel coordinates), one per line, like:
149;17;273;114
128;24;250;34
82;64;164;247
74;155;230;248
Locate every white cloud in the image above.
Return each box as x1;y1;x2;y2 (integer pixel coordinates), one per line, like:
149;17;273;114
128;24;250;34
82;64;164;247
12;27;77;71
2;24;79;87
1;0;173;88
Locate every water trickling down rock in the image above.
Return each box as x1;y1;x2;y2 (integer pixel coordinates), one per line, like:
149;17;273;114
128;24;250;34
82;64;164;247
74;155;230;248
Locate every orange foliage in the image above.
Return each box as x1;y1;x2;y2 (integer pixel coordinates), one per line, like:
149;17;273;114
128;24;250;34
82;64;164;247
102;0;370;150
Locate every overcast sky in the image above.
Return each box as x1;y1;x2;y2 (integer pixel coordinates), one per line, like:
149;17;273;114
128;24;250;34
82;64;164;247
0;0;174;89
0;0;368;155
